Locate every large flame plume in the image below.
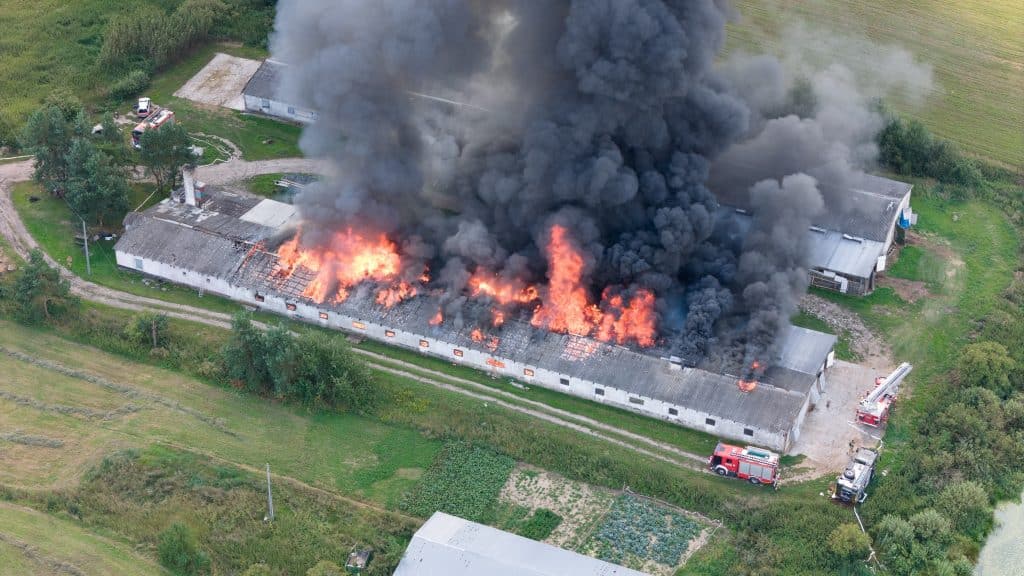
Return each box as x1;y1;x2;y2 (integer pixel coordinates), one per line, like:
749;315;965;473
273;223;658;347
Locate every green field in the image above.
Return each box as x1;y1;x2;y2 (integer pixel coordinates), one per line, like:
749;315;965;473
726;0;1024;167
0;0;300;159
0;502;167;575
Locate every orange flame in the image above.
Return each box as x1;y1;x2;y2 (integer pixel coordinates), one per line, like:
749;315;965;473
276;229;421;307
529;225;657;347
492;309;505;327
470;328;500;351
469;272;539;305
429;308;444;326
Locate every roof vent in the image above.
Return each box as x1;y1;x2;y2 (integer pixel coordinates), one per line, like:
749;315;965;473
842;234;864;243
809;226;826;233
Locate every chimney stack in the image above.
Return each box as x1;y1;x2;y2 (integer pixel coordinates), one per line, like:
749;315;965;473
183;166;197;207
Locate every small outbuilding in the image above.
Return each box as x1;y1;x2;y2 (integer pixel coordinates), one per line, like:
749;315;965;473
242;59;318;123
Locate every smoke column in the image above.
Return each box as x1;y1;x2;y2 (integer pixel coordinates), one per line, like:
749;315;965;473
269;1;931;370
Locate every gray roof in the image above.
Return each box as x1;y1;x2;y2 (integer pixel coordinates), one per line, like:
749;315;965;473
712;172;912;243
116;190;837;435
394;512;650;576
242;59;286;101
722;208;884;279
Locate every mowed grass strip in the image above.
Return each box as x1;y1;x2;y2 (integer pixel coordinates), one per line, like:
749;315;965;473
0;319;440;505
726;0;1024;167
0;501;166;575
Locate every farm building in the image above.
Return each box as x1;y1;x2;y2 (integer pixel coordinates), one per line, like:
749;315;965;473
113;179;838;452
393;511;649;576
714;173;914;296
242;59;318;123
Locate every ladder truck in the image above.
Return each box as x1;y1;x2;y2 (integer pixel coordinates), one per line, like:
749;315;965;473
856;362;912;427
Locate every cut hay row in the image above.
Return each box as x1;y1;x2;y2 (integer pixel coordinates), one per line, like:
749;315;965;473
0;346;233;436
0;390;140;421
0;431;64;448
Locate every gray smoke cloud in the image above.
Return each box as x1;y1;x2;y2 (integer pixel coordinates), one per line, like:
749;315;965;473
269;1;931;371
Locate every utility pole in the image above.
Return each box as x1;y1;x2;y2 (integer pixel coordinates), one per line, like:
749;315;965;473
80;218;91;276
264;463;274;522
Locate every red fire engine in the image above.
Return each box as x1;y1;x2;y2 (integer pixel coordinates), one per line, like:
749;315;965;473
132;108;175;149
708;442;780;486
856;362;912;427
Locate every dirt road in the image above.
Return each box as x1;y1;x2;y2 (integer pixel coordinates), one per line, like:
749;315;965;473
0;165;711;475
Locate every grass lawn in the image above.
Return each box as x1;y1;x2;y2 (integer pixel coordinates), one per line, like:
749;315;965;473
0;318;440;506
810;189;1018;447
726;0;1024;167
138;44;303;161
0;502;167;575
12;181;247;315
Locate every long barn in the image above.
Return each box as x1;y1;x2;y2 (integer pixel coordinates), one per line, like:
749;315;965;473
115;182;837;452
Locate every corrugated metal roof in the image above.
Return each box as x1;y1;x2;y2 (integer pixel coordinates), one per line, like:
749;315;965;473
394;512;651;576
711;172;912;243
116;190;837;435
804;228;884;279
242;59;286;101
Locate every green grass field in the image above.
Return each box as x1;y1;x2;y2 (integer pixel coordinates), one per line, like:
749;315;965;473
141;44;303;161
726;0;1024;167
0;502;167;575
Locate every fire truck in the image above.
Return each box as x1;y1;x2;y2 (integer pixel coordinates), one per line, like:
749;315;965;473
708;443;780;486
856;362;913;427
831;447;878;503
132;108;175;149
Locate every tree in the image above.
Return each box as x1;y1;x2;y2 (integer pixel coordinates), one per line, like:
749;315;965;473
64;138;130;226
157;523;210;576
936;480;990;538
124;312;170;349
306;561;344;576
13;250;76;324
222;312;271;393
827;523;871;563
19;102;88;196
139;123;195;192
957;341;1016;397
280;331;379;410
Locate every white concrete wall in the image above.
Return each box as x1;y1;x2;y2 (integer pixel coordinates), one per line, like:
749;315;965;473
116;248;794;451
243;95;317;124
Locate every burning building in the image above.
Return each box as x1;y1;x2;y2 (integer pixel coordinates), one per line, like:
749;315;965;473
115;181;837;451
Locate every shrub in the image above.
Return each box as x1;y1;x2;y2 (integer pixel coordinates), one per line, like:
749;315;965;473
827;523;871;562
957;341;1016;397
518;508;562;541
109;69;151;101
157;523;210;575
936;481;991;538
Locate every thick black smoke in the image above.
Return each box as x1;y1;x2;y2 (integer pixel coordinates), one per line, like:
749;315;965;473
269;0;929;370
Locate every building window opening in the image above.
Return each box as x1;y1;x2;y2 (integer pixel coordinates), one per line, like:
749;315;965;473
134;258;143;270
595;388;604;396
559;377;570;386
318;312;328;320
419;340;429;348
705;418;716;426
254;293;265;302
523;368;535;377
668;407;678;416
352;321;366;330
629;397;644;405
453;349;464;357
385;330;396;338
743;428;754;437
286;303;297;311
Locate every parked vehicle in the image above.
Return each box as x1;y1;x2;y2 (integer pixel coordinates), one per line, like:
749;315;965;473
137;97;152;119
831;448;878;503
708;442;780;486
856;362;912;427
132;108;175;149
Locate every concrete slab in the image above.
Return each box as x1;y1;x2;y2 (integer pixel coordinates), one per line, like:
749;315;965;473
173;53;263;111
790;360;893;474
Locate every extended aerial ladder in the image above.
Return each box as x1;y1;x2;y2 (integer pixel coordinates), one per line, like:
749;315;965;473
856;362;912;427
